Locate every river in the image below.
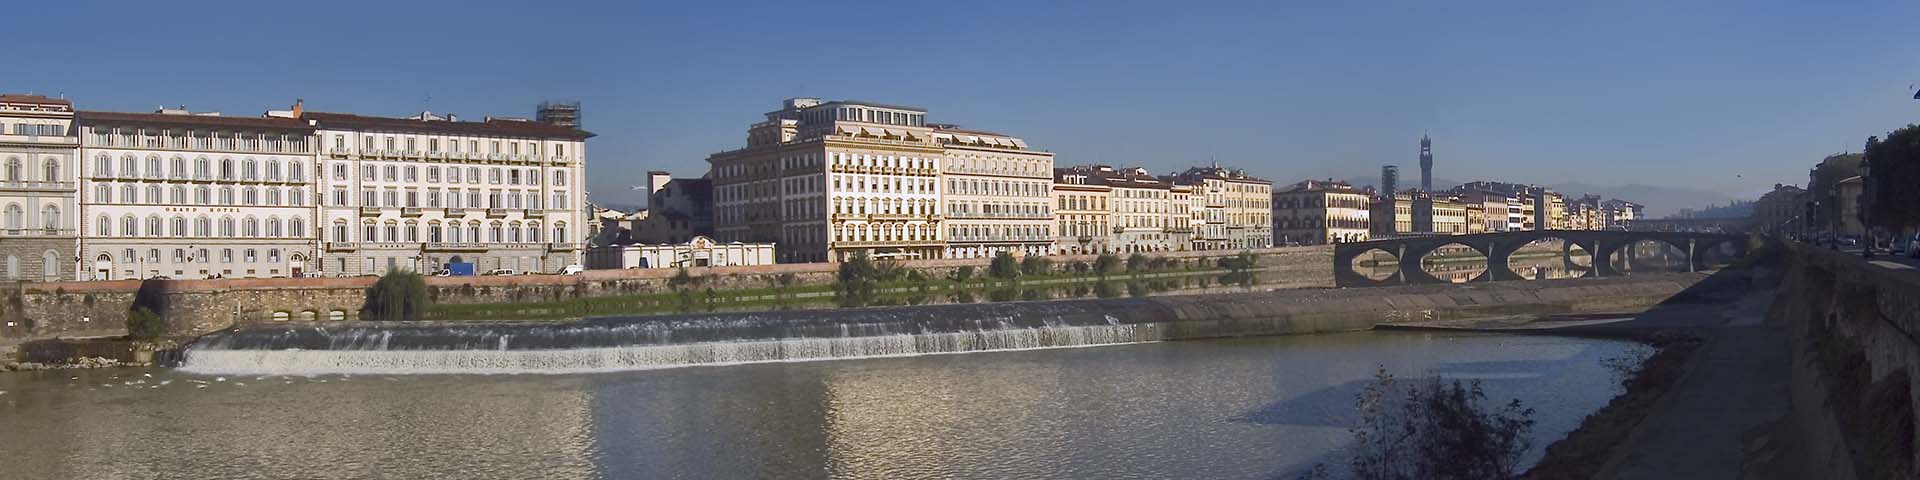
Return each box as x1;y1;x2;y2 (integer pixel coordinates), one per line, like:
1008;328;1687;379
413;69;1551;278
0;331;1645;479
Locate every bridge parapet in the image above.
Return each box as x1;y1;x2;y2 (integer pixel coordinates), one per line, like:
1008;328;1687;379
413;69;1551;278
1332;230;1746;287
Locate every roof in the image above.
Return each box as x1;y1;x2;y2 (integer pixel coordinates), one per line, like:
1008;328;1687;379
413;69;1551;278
1175;165;1270;184
78;110;313;130
1280;179;1364;194
304;111;594;139
812;100;927;113
0;94;73;107
931;125;1009;137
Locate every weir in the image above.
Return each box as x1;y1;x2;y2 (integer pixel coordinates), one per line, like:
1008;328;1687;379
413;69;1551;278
179;273;1709;375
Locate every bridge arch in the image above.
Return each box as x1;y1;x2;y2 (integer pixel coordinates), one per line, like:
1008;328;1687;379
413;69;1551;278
1333;230;1745;287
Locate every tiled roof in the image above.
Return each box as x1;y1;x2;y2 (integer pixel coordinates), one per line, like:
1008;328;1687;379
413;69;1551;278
77;110;313;130
0;94;72;107
305;112;594;139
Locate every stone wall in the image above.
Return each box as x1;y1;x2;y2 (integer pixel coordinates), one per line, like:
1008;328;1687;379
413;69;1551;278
1771;243;1920;479
0;247;1332;345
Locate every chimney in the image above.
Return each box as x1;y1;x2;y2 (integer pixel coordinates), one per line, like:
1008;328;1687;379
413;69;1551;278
291;98;303;118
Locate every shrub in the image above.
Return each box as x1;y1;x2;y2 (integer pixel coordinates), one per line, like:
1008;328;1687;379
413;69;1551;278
1070;261;1090;274
988;251;1021;279
1020;256;1052;276
1127;253;1150;272
905;269;927;283
126;307;166;340
836;252;877;307
1346;368;1535;480
1148;256;1170;271
669;267;694;290
1094;253;1122;276
952;265;976;282
361;270;429;321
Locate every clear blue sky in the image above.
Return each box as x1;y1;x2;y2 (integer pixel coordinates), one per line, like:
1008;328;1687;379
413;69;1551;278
10;0;1918;207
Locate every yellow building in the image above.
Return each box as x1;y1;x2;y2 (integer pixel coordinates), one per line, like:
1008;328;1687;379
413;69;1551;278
1271;179;1370;245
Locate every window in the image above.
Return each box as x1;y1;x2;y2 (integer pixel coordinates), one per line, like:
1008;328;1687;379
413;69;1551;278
447;167;460;183
333;221;348;242
289;161;305;182
553;170;566;186
405;166;417;181
488;168;501;184
94;155;111;177
384;165;397;181
333;163;348;180
427;166;441;182
96;215;110;236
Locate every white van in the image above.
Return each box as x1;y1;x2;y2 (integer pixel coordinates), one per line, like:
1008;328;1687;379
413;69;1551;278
560;264;585;275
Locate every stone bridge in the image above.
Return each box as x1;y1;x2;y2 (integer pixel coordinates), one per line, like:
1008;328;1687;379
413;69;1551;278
1333;230;1748;287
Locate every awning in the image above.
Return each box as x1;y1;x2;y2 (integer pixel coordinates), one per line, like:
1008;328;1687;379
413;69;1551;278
836;125;859;135
956;134;979;144
1008;138;1028;149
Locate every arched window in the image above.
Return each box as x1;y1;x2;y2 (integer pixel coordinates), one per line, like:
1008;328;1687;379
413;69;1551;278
264;217;281;237
242;217;259;237
41;205;59;231
121;215;137;236
289;217;304;238
5;255;15;279
119;185;134;203
219;216;235;237
288;161;304;182
145;215;162;237
219;187;234;205
169;186;185;204
2;203;21;230
195;186;210;204
4;157;20;182
243;158;258;180
94;155;111;177
120;155;137;177
383;221;397;242
170;157;185;179
43;158;59;182
194;158;210;179
195;216;210;237
527;222;540;243
553;222;567;244
332;220;348;242
287;188;303;207
94;184;110;203
43;250;58;279
265;188;280;206
96;215;111;236
362;221;375;242
428;222;443;242
145;155;161;179
404;220;418;242
242;187;258;205
219;158;234;180
508;221;522;243
489;222;502;242
265;159;281;180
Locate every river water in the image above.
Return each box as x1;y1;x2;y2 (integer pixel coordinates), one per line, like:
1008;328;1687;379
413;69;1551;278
0;331;1644;479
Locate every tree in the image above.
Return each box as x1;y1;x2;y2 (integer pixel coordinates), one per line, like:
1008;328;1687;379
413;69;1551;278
1093;253;1122;276
1866;128;1920;232
988;251;1021;279
835;251;877;307
1126;253;1150;272
1347;368;1535;480
1020;256;1052;276
362;270;429;321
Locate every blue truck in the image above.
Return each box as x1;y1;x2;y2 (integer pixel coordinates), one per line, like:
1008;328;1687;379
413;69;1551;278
443;262;476;276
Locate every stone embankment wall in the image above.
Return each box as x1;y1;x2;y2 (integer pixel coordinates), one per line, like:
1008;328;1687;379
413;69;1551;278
1771;244;1919;479
0;247;1332;344
1145;272;1706;338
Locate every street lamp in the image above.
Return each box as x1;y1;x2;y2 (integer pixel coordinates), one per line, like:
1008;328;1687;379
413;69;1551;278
1860;157;1874;258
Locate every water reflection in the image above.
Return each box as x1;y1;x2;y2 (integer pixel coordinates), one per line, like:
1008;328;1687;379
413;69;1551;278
0;331;1647;479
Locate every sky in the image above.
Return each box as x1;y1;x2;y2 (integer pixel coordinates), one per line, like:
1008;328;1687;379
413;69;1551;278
9;0;1920;208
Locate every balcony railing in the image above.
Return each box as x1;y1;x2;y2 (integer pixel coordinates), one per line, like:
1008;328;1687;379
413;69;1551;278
0;180;76;190
325;242;357;252
446;208;469;216
524;210;545;218
425;242;489;251
547;242;575;251
359;206;381;215
401;207;424;216
485;208;509;217
2;228;77;237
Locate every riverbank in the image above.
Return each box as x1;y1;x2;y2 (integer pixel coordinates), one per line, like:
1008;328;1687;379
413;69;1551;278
1373;260;1780;479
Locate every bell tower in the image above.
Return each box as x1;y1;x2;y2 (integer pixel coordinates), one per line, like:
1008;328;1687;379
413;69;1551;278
1418;133;1433;191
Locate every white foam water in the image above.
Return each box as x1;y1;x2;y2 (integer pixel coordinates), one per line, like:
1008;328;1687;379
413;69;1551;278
179;323;1171;376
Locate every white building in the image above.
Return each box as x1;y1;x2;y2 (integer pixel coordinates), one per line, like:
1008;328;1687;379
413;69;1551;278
1052;169;1111;255
76;108;317;279
584;236;774;269
933;126;1054;259
307;108;591;275
0;94;80;281
1173;166;1272;250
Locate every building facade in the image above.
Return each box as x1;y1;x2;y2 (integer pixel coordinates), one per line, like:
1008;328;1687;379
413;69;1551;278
584;235;774;270
1174;166;1271;250
935;127;1055;259
1272;179;1370;245
1052;169;1111;255
631;171;712;244
307;109;590;276
0;95;80;281
76;108;317;280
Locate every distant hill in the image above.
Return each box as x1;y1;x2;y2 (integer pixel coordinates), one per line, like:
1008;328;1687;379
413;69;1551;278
1335;176;1734;218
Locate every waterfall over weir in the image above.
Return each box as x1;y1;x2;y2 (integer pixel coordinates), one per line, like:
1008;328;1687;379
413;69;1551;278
179;298;1186;375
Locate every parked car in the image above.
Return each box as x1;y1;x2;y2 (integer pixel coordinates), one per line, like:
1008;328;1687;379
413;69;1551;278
484;268;518;276
1838;235;1860;247
559;264;585;275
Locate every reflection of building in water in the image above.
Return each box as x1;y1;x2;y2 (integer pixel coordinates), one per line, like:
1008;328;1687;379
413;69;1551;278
585;235;774;269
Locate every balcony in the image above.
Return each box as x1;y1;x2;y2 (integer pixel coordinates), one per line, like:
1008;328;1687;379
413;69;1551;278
486;208;509;217
0;180;76;192
524;209;545;218
401;207;424;216
551;154;569;163
2;228;77;237
325;242;357;252
547;242;576;252
427;151;446;159
424;242;488;252
328;148;352;157
405;150;423;158
359;206;381;216
445;208;469;216
487;153;504;161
